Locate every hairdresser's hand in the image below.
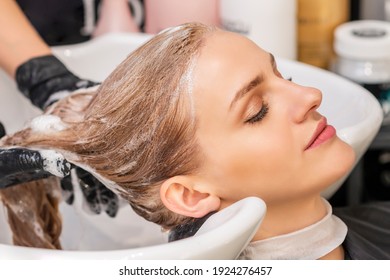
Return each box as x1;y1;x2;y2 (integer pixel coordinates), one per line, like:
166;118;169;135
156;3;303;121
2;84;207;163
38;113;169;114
0;122;5;139
61;167;119;218
0;122;118;217
0;148;119;217
15;55;99;110
0;148;72;189
0;124;69;188
10;58;119;217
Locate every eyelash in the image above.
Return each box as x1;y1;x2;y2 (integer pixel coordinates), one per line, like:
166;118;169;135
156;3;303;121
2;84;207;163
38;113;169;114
244;75;290;125
245;102;269;124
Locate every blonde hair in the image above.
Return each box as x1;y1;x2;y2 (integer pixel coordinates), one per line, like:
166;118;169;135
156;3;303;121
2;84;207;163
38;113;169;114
0;23;216;248
0;178;62;249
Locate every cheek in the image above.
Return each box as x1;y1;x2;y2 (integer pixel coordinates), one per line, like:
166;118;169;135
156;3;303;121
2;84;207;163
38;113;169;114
222;132;290;173
205;130;300;197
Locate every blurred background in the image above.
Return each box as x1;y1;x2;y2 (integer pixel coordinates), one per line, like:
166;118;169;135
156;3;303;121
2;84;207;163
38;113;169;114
13;0;390;207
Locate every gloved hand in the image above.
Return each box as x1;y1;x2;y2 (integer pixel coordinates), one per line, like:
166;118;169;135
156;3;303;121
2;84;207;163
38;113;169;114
67;168;119;217
1;121;69;187
1;123;61;189
5;56;119;217
15;54;99;110
0;146;119;217
0;147;72;189
0;122;5;139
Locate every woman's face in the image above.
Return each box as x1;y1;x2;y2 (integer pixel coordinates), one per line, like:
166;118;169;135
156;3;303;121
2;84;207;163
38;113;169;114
191;30;355;206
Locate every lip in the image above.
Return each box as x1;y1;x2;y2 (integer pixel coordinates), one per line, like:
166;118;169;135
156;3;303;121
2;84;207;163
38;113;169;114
305;117;336;151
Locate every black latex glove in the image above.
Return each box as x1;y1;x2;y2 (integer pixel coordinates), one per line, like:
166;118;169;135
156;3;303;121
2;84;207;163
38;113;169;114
0;120;118;217
0;147;119;218
59;167;119;217
72;168;119;217
0;122;5;139
0;148;72;189
1;123;63;188
15;55;99;109
6;55;119;217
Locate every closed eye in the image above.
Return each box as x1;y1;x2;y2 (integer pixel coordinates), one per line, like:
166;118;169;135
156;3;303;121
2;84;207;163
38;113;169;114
245;102;269;124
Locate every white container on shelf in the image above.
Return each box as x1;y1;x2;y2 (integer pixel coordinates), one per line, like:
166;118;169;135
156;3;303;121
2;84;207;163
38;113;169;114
333;20;390;120
219;0;296;60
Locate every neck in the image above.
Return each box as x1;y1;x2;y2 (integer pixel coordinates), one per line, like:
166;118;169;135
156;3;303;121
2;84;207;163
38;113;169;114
253;195;327;241
240;195;348;260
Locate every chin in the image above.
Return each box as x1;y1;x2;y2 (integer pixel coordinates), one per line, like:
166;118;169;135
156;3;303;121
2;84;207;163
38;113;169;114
308;139;356;192
339;139;356;168
326;140;356;186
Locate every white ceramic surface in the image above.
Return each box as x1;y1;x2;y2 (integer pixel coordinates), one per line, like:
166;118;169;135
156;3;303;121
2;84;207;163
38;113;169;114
0;197;266;260
0;32;383;259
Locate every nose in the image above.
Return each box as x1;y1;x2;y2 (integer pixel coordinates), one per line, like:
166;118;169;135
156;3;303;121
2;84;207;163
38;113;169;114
286;83;322;123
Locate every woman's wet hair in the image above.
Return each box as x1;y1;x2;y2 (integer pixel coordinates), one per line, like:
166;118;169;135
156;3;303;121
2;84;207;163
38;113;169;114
0;22;216;248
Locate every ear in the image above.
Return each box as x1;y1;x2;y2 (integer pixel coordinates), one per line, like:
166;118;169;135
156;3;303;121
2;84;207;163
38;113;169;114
160;176;220;218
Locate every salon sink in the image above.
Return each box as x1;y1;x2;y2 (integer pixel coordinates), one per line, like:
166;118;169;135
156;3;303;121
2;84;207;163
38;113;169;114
0;196;266;259
0;32;383;259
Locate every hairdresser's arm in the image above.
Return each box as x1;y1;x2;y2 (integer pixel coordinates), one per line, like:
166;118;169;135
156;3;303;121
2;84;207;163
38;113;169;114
0;1;117;215
0;0;99;109
0;0;51;78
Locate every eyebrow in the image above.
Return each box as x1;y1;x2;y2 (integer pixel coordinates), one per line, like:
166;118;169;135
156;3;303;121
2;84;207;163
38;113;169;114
229;53;276;111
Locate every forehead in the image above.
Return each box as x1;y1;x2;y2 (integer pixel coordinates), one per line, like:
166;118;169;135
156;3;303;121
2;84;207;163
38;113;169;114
191;30;270;108
193;30;269;90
